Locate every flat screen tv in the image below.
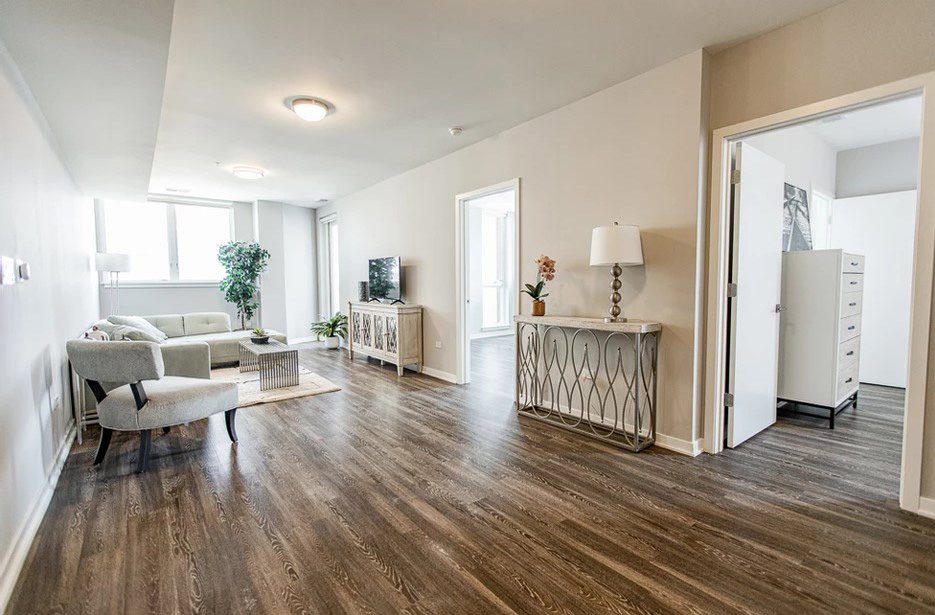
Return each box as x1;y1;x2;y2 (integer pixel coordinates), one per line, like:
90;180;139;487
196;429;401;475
369;256;401;302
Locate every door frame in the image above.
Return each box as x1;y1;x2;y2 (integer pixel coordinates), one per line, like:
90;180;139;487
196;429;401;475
454;178;521;384
702;72;935;515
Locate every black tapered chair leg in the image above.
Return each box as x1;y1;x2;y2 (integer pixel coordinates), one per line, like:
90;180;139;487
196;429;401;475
94;427;113;465
162;426;171;435
225;408;238;443
136;430;152;473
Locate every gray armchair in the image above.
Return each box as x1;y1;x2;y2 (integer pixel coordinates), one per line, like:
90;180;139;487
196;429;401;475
66;340;239;473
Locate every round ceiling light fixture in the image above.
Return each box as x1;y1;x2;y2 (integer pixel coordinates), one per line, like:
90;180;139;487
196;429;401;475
232;165;265;180
289;97;331;122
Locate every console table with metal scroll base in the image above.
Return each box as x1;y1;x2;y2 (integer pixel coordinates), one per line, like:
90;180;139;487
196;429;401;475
239;340;299;391
514;315;661;452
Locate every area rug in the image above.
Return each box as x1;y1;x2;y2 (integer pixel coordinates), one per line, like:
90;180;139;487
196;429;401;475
212;366;341;407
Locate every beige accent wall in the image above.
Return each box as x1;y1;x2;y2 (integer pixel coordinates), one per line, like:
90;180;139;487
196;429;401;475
710;0;935;130
319;50;709;443
708;0;935;497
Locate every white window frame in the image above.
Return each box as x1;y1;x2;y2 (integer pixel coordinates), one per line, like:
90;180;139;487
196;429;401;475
96;196;235;288
318;212;340;317
480;209;511;331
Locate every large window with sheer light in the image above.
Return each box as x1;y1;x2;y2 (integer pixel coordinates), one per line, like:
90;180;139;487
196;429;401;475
99;200;233;283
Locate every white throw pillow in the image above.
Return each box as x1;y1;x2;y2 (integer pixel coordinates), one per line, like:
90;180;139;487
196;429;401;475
108;315;168;341
109;325;162;343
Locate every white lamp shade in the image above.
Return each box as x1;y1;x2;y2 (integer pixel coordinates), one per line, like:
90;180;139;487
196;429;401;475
95;252;131;272
589;224;643;266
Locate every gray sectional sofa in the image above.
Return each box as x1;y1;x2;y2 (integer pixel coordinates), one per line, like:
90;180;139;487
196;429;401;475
80;312;285;405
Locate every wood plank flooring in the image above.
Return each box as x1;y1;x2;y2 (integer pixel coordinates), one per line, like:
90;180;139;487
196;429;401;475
8;336;935;614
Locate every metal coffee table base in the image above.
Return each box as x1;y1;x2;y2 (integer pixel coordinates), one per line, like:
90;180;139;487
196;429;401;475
239;342;299;391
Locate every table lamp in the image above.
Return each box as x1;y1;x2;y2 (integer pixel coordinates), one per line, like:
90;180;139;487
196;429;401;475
589;223;643;322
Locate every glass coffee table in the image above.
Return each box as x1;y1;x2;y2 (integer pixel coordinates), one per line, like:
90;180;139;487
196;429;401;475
238;339;299;390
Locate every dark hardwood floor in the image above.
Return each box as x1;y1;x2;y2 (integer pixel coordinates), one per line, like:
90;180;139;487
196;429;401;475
9;337;935;613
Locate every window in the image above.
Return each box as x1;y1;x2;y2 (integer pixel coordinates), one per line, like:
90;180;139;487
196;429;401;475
319;214;340;316
481;210;509;328
100;199;233;283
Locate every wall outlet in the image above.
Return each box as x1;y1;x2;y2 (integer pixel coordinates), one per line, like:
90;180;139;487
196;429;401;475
435;340;442;349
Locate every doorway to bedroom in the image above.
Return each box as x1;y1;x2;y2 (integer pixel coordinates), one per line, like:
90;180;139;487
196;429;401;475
455;180;519;386
705;84;932;514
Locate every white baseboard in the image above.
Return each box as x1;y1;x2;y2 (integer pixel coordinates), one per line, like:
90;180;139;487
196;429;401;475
918;496;935;520
287;335;319;345
419;365;458;383
655;433;703;456
0;423;75;613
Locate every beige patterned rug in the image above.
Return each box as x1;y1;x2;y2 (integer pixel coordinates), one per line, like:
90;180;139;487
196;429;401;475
212;367;340;407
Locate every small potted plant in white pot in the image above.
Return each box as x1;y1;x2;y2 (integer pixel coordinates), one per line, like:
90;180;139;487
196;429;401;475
311;313;348;349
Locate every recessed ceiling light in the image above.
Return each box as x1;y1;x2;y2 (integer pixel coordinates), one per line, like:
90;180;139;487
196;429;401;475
165;187;191;193
232;166;265;180
290;97;331;122
448;126;463;136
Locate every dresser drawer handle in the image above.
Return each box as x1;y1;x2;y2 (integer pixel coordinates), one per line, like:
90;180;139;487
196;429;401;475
845;377;853;383
849;281;858;285
846;350;855;356
850;261;859;266
847;325;856;331
848;302;857;307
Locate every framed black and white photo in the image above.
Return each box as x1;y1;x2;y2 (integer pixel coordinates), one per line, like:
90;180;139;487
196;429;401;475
783;183;812;251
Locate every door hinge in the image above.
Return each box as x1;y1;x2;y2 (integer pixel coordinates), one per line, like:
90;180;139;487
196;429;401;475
730;169;741;184
724;393;734;407
727;283;738;298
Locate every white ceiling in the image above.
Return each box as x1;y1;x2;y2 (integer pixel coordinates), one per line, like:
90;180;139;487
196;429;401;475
803;95;923;151
0;0;174;201
1;0;848;207
149;0;847;207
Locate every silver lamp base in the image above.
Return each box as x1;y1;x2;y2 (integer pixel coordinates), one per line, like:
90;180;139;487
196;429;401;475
605;263;624;322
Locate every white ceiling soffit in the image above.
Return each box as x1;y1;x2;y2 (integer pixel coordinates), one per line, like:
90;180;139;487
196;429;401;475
150;0;844;207
804;95;923;151
0;0;175;201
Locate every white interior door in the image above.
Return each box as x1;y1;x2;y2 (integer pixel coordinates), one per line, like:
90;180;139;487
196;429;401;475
727;142;785;447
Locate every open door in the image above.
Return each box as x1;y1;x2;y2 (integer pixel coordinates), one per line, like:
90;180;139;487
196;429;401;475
726;142;785;447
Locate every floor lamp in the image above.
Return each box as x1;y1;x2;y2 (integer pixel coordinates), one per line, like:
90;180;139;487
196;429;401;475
95;253;130;315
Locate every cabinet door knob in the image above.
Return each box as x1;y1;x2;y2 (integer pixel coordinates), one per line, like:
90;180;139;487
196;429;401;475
845;377;853;383
847;325;856;331
846;351;855;356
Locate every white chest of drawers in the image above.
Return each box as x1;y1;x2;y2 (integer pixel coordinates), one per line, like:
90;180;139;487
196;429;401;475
347;301;423;376
778;249;864;426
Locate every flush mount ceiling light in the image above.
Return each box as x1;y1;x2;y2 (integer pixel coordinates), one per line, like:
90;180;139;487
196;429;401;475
289;97;332;122
232;165;265;180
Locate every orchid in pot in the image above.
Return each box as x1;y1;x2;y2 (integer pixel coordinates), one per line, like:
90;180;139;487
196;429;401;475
522;255;556;316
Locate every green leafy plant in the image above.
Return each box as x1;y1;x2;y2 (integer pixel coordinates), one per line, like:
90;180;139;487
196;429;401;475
311;312;348;340
218;242;270;330
521;280;549;301
252;327;266;337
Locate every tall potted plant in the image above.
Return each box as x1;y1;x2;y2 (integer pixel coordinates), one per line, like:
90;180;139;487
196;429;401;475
218;241;270;330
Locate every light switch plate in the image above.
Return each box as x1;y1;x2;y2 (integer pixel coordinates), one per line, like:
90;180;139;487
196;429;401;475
0;256;15;285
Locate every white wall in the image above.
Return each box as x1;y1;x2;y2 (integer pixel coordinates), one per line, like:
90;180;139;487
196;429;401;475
0;44;98;609
836;138;920;198
318;50;709;444
744;126;837;198
830;191;917;387
256;200;317;341
282;204;317;341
